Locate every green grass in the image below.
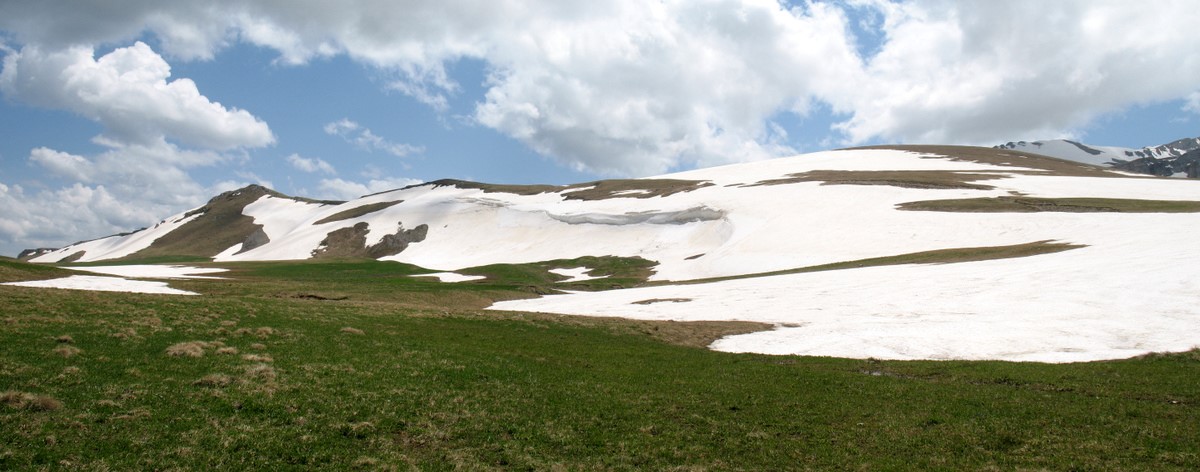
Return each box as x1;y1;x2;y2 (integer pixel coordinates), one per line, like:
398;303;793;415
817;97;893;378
898;196;1200;213
0;258;75;283
2;256;1198;470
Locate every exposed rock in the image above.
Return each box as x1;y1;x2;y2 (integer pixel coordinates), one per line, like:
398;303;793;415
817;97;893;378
17;248;57;261
311;222;429;259
235;227;270;254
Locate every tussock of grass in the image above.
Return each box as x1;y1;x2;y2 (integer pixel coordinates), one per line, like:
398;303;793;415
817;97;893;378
242;354;274;363
1;391;62;411
243;363;277;383
193;374;232;388
340;327;365;335
52;345;81;358
165;341;215;358
897;196;1200;213
55;335;74;344
215;347;239;355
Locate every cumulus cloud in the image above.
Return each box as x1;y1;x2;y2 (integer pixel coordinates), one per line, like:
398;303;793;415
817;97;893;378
286;154;336;174
0;42;274;149
0;40;273;254
316;177;423;201
829;0;1200;145
324;119;423;157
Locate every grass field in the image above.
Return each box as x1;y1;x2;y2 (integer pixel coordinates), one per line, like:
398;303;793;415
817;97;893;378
2;257;1198;470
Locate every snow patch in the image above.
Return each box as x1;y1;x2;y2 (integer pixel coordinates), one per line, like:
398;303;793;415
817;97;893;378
549;267;607;282
68;265;228;279
3;275;199;295
411;272;486;282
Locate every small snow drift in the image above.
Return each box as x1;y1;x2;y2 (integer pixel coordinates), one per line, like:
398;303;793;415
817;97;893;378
411;272;486;283
4;275;199;295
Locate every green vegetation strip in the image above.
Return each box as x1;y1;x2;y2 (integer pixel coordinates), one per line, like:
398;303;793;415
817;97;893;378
898;196;1200;213
1;279;1197;470
659;240;1083;286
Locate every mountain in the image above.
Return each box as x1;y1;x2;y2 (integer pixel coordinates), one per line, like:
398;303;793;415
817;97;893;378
995;137;1200;177
21;145;1200;362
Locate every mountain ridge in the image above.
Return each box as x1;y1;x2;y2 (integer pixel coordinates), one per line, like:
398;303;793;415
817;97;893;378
995;136;1200;177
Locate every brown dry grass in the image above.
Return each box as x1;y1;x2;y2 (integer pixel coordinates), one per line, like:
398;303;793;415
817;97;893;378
242;354;274;363
340;327;365;335
847;144;1124;177
53;345;81;358
1;391;63;411
193;374;232;388
897;196;1200;213
427;178;713;201
749;170;1005;190
165;341;213;358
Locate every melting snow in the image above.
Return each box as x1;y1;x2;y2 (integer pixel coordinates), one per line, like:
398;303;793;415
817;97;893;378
4;275;199;295
411;272;486;282
68;265;228;279
549;267;608;282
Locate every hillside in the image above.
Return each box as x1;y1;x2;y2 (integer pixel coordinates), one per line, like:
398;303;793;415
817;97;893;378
18;145;1200;361
996;137;1200;177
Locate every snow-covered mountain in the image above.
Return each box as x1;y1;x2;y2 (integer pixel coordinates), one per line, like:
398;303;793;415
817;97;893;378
995;137;1200;177
21;145;1200;362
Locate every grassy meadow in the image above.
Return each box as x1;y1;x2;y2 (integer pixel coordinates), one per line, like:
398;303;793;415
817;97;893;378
1;257;1198;470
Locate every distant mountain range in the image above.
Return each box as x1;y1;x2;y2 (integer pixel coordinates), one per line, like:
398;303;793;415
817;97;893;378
995;137;1200;177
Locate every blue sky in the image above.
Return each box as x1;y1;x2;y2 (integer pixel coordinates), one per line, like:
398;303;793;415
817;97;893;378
1;0;1198;256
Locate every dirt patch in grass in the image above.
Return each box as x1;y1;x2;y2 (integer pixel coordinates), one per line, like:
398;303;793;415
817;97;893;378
897;196;1200;213
658;240;1085;285
748;170;1006;190
313;200;404;225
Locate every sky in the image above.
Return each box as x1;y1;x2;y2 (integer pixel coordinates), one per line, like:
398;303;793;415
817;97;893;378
1;0;1199;257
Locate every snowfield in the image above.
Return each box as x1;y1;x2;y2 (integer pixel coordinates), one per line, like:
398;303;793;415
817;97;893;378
4;275;199;295
21;148;1200;362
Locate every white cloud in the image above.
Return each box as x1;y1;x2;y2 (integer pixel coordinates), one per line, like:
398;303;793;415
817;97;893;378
324;118;423;157
0;40;273;255
286;154;336;174
316;177;423;201
7;1;1199;174
1185;92;1200;115
0;42;274;150
829;0;1200;145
